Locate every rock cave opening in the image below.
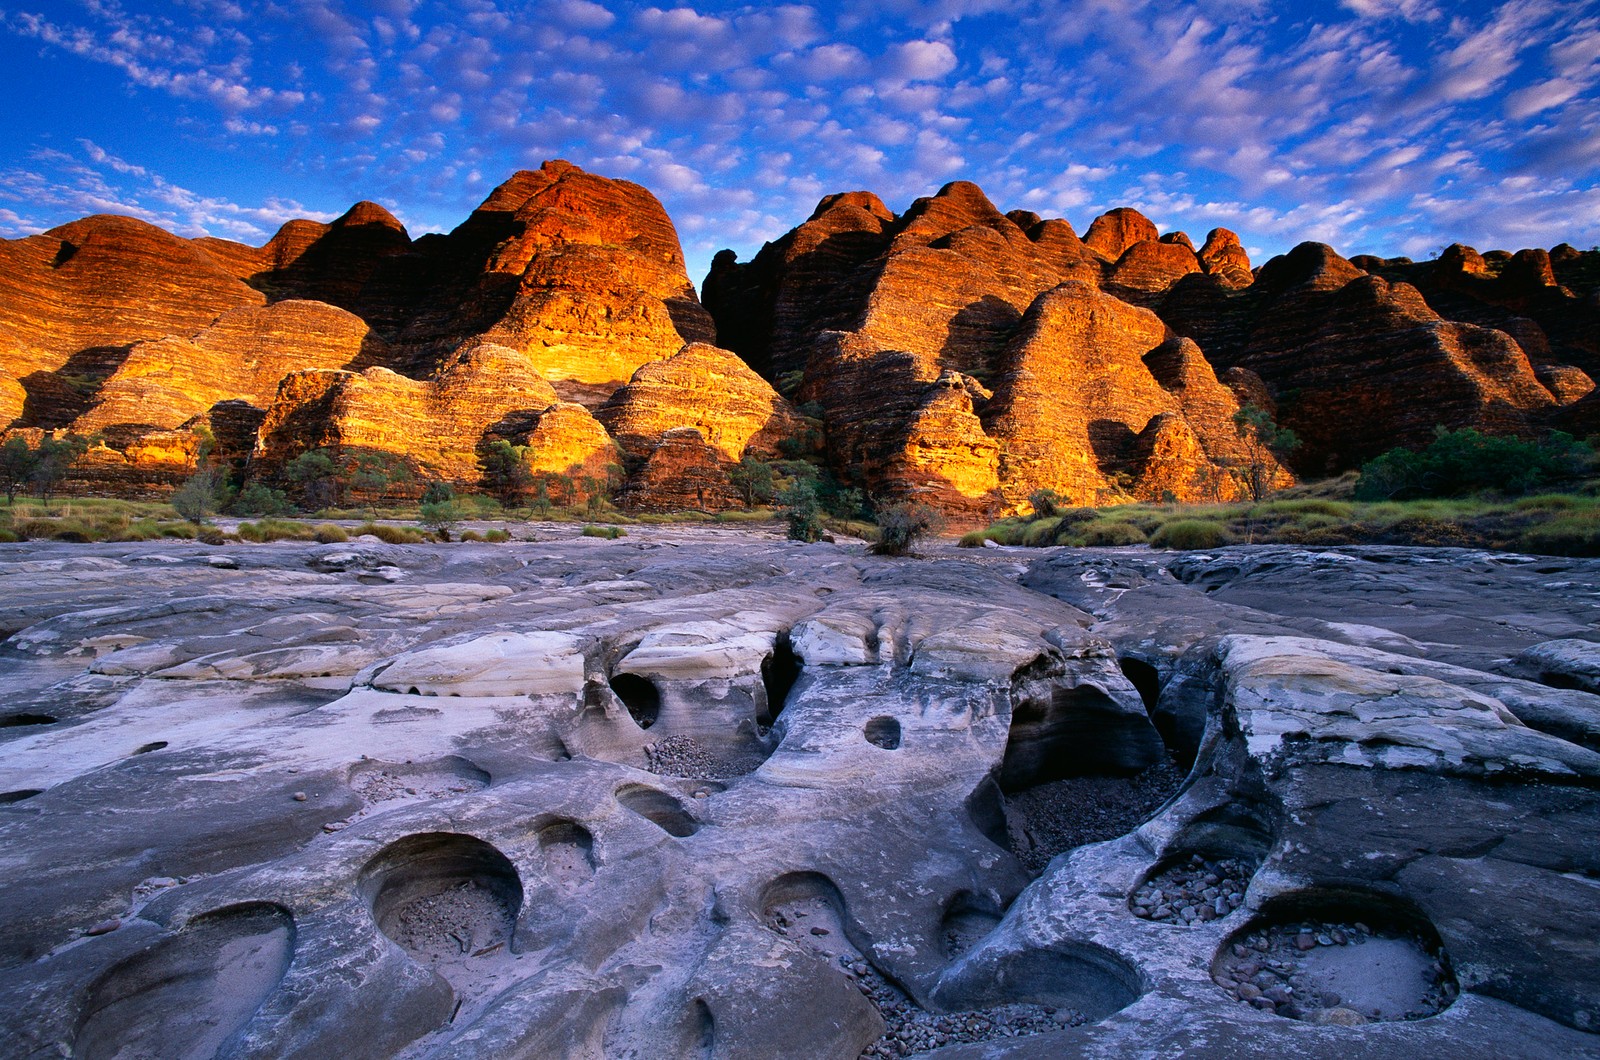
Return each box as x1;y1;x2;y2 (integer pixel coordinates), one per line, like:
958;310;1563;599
615;784;699;837
864;715;902;750
1;712;57;728
934;942;1146;1025
349;756;491;809
758;634;801;728
73;902;295;1060
1117;658;1161;714
610;672;661;730
0;789;43;804
132;741;168;755
940;891;1005;960
993;684;1180;874
1212;889;1459;1025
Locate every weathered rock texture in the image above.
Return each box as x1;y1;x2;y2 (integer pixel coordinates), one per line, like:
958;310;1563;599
2;533;1598;1059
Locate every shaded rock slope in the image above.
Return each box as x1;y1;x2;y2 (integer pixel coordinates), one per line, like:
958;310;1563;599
1;532;1597;1057
2;165;1595;517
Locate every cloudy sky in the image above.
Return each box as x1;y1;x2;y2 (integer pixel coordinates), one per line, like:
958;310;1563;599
0;0;1596;284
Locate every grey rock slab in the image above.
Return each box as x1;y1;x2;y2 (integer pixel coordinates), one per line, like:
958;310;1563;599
2;534;1598;1058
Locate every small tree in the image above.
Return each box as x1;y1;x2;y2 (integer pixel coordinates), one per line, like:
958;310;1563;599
869;500;943;556
778;478;826;543
285;448;340;510
1027;488;1063;519
418;496;461;538
350;451;413;506
1233;405;1299;502
479;440;532;506
529;476;553;517
730;456;776;508
231;481;291;516
0;436;38;505
171;467;226;524
31;435;87;504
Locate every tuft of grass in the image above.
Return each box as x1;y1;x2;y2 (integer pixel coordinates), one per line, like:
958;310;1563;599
714;507;776;523
484;528;510;543
1079;520;1148;546
1022;517;1062;547
1149;519;1232;550
312;523;349;544
355;522;425;544
1519;511;1600;556
237;519;314;542
459;529;485;542
581;524;626;539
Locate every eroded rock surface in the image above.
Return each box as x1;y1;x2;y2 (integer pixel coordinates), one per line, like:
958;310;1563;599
1;536;1597;1058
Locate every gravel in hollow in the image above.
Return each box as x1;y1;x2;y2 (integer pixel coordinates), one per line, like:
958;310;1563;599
644;734;767;779
841;955;1085;1058
1005;758;1185;875
1130;853;1255;925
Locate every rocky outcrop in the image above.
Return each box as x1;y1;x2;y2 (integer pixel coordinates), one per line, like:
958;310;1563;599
1198;228;1253;288
1161;242;1559;472
1083;207;1160;261
254;343;562;484
596;343;807;464
365;161;716;401
983;283;1275;506
615;426;740;512
489;401;618;503
5;535;1600;1057
72;300;381;435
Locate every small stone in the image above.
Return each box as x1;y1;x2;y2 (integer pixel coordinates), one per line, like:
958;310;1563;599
1237;983;1262;1001
85;918;121;936
1213;897;1229;917
1317;1007;1369;1027
322;821;346;833
1295;933;1316;951
1132;906;1151;918
1180;905;1199;921
1317;933;1335;946
1253;938;1270;952
1237;962;1260;978
1354;922;1371;935
1153;904;1173;920
292;791;308;802
1278;1003;1306;1020
1320;991;1341;1007
1232;943;1250;958
1263;985;1293;1005
810;926;830;936
1331;928;1348;945
1250;997;1276;1012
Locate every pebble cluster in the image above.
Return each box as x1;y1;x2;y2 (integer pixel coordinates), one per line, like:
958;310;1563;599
1213;920;1458;1024
645;735;765;779
1129;854;1253;925
841;956;1085;1059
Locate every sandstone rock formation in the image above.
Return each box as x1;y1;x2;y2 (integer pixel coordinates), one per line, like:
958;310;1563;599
1160;242;1561;471
253;342;561;485
615;426;741;512
708;184;1282;516
597;342;807;463
2;532;1598;1057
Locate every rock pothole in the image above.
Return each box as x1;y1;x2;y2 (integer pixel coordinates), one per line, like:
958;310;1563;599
864;715;902;750
348;756;489;815
360;832;524;1022
74;903;294;1060
643;734;768;779
535;819;596;892
1214;914;1458;1024
615;784;699;837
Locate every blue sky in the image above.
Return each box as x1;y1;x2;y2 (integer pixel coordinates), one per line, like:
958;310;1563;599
0;0;1596;286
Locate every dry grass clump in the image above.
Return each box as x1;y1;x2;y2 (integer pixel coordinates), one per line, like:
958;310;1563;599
1149;519;1233;550
312;523;349;543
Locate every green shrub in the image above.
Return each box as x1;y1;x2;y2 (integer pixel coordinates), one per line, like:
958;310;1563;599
1057;507;1099;527
0;528;17;543
459;529;485;542
1149;519;1232;550
1027;488;1064;519
197;527;227;546
1080;521;1148;546
1512;493;1582;511
158;523;198;539
957;530;992;547
869;501;942;556
238;518;314;542
581;524;626;539
231;481;291;517
484;529;510;543
1355;428;1592;500
312;523;349;544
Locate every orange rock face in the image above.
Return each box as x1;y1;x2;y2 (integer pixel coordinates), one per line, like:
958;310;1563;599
616;427;740;512
596;343;807;463
73;300;381;435
254;342;562;485
983;282;1274;506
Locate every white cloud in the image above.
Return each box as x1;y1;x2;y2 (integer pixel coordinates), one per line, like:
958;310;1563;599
882;40;958;81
